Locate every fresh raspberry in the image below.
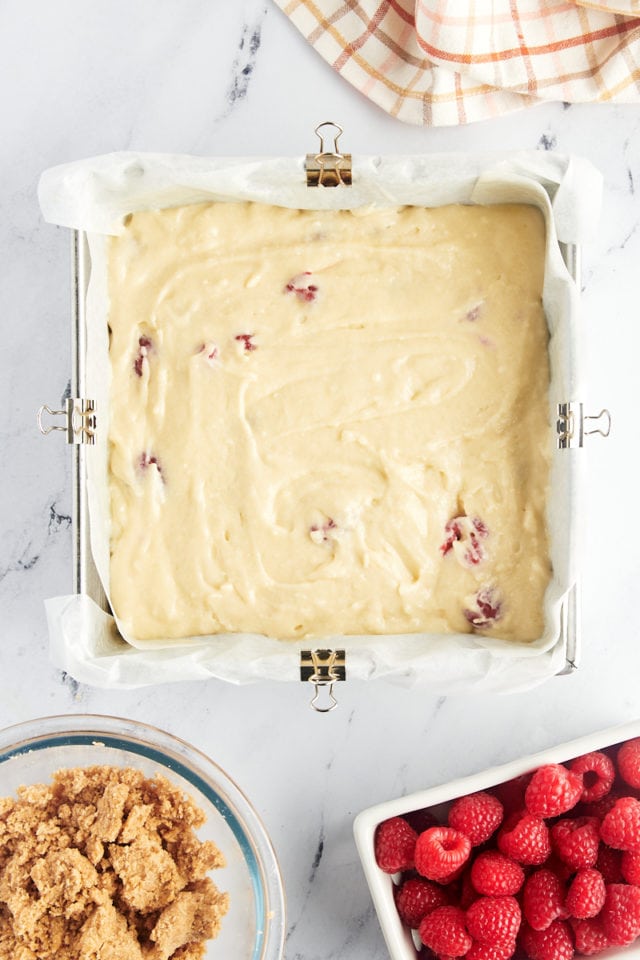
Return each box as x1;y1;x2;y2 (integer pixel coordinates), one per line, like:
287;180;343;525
374;817;417;873
595;845;623;884
491;775;531;815
550;817;600;870
448;792;503;846
415;827;472;882
565;868;606;919
522;869;568;931
519;920;574;960
600;796;640;852
440;516;488;568
465;896;521;947
464;585;502;629
497;811;551;865
404;808;440;834
570;917;610;956
285;271;318;303
470;851;525;897
466;942;516;960
618;738;640;789
418;905;472;957
395;877;450;928
600;883;640;945
525;764;583;818
621;848;640;884
569;752;615;804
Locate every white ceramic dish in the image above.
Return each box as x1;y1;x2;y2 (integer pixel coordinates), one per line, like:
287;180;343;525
353;718;640;960
0;714;286;960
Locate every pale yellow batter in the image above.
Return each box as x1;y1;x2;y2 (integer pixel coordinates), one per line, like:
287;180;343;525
108;201;551;643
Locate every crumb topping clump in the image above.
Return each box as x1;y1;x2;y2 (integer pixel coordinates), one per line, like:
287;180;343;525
0;765;229;959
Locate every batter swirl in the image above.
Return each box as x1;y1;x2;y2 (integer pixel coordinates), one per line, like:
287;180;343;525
108;201;551;642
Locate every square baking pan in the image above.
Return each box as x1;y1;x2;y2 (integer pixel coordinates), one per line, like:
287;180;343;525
353;718;640;960
37;127;611;707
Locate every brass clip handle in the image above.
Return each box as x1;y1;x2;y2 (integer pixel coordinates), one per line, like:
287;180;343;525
584;408;611;440
300;648;346;712
557;402;612;449
37;399;96;444
37;404;67;435
308;649;340;713
310;679;339;713
314;121;344;155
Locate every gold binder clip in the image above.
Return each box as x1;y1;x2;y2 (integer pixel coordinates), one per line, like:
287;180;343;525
306;122;352;188
556;402;611;449
37;398;96;445
300;649;346;712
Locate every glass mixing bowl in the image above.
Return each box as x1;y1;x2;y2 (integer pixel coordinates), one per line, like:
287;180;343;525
0;713;285;960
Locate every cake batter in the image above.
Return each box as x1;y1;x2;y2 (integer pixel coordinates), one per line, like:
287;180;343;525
108;201;551;642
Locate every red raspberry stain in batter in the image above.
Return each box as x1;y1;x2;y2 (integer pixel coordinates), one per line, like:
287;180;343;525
465;586;502;628
133;335;153;377
235;333;257;353
310;518;338;544
285;272;318;303
441;516;488;567
138;451;165;482
198;342;219;363
465;304;483;322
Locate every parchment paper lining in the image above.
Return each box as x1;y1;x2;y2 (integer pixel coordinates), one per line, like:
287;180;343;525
38;151;601;691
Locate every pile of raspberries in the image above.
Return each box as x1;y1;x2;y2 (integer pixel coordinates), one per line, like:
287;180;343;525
374;736;640;959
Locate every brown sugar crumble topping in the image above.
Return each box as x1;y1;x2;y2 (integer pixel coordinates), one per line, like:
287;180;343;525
0;765;229;960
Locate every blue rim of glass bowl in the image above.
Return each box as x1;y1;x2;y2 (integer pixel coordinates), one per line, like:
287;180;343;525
0;715;285;960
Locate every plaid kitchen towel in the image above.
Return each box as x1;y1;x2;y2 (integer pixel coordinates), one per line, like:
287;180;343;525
274;0;640;124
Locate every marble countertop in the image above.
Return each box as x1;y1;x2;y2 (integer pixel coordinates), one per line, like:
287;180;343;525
1;2;639;957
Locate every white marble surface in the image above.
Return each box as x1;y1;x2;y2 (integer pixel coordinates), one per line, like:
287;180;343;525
1;2;639;957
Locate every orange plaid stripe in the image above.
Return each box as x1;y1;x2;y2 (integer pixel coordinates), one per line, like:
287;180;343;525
274;0;640;125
